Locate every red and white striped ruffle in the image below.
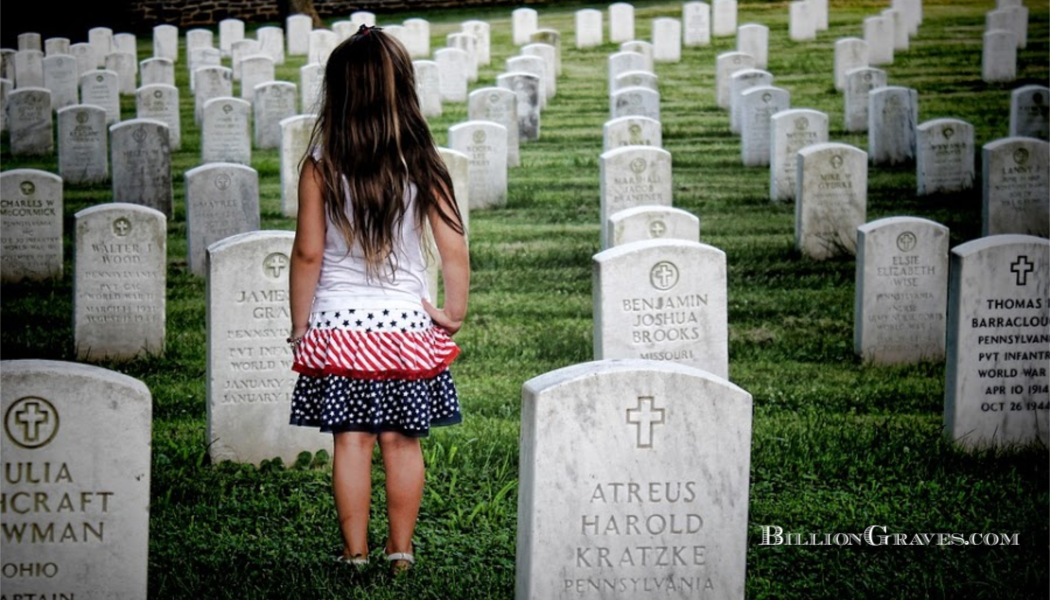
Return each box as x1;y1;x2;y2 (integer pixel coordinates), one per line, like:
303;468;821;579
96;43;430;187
292;326;460;380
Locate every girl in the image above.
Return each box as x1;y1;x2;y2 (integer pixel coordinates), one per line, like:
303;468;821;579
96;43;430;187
287;24;469;574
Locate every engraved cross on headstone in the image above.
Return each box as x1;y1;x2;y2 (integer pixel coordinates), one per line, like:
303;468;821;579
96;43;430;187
114;219;130;236
649;220;667;238
626;396;665;449
652;262;676;288
265;254;289;278
1011;255;1035;286
15;400;50;443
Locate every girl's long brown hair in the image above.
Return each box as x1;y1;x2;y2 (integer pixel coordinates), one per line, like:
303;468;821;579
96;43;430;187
305;26;463;278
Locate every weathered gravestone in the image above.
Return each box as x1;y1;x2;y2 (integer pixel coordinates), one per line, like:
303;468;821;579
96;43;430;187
58;104;109;184
300;63;323;115
600;146;673;249
944;235;1049;450
982;30;1017;83
835;38;869;92
740;86;790;168
45;36;72;56
593;240;728;377
207;231;334;465
982;137;1049;237
186;28;214;55
80;70;120;124
202;97;251;165
844;67;886;133
414;60;442;118
613;71;659;95
87;27;113;68
869;86;918;166
462;20;491;67
737;24;768;69
507;55;550;105
611;86;660;121
522;43;558;101
287;14;312;56
715;52;755;109
188;47;221;92
610;3;636;43
232;39;264;80
917;118;975;195
682;1;711;47
621;41;655;72
606;205;700;249
796;142;868;260
153;24;178;62
447;32;479;83
113;34;138;65
729;69;773;135
531;29;563;76
42;54;78;109
219;18;245;57
855;217;949;364
104;52;136;95
110;119;172;217
70;43;94;77
136;84;181;151
0;360;151;599
497;72;542;142
576;9;603;49
257;26;286;65
239;54;275;102
449;121;509;210
604;115;663;152
74;203;166;360
186;163;261;276
0;169;63;282
403;18;431;58
770;108;829;202
864;15;894;66
609;52;650;86
14;49;44;89
652;18;682;63
194;66;233;125
513;8;539;46
789;1;816;42
7;87;53;156
712;0;738;37
517;359;751;600
18;32;42;51
254;82;297;149
436;47;469;103
280;114;317;218
469;87;520;167
1010;85;1049;140
140;57;175;87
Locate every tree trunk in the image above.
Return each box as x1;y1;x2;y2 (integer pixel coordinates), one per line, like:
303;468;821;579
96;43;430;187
283;0;324;28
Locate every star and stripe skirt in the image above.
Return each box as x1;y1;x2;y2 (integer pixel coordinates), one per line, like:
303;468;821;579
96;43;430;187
289;306;462;437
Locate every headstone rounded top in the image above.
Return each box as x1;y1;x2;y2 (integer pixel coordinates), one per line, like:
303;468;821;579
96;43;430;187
1;359;150;397
1;168;62;184
75;202;166;221
280;113;316;127
798;141;867;159
595;237;726;263
523;358;746;396
951;234;1049;257
109;117;170;133
208;229;294;255
185;162;257;178
858;215;948;234
983;135;1049;150
600;143;671;160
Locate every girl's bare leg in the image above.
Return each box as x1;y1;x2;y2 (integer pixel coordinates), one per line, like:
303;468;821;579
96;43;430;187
379;431;424;560
333;431;377;559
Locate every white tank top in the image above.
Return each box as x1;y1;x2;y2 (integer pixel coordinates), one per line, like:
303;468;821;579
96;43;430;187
311;157;431;313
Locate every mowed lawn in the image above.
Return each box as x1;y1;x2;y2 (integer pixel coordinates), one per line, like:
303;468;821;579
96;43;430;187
1;1;1048;599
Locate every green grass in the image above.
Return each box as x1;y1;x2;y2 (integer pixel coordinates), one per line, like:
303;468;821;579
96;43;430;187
2;1;1048;598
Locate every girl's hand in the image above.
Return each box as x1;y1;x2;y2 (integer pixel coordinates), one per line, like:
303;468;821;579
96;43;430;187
422;298;464;336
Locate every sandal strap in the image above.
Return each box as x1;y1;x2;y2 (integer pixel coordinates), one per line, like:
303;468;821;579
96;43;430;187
336;555;369;565
385;552;415;563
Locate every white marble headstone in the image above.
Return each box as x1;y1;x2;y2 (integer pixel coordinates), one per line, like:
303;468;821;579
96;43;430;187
982;137;1049;237
153;24;178;62
683;2;711;47
1;360;151;599
280;114;317;218
606;205;699;249
42;54;78;109
403;18;431;58
600;146;673;248
87;27;113;68
834;38;869;92
0;169;63;282
712;0;738;37
513;8;539;46
286;14;312;56
611;86;660;121
469;87;520;167
1009;85;1049;140
254;81;297;149
869;86;918;166
136;84;181;151
576;9;603;49
517;359;751;599
194;65;233;125
770;108;829;202
448;121;509;210
7;87;53;156
202;97;251;165
916;118;975;195
609;3;636;43
652;18;682;63
435;47;469;103
716;51;755;109
864;15;895;65
593;240;729;377
80;69;120;124
110;118;173;217
796;142;868;260
855;217;949;364
462;21;491;66
497;72;541;142
44;37;68;57
789;1;816;42
447;32;479;83
57;104;109;184
140;57;175;87
299;63;323;115
729;69;773;134
604;115;663;152
15;49;45;88
983;30;1017;83
844;67;887;133
239;55;275;101
740;86;790;167
257;26;286;65
186;163;261;276
944;235;1049;450
74;203;166;360
103;52;136;95
413;60;442;118
207;231;333;465
737;23;768;69
219;18;245;57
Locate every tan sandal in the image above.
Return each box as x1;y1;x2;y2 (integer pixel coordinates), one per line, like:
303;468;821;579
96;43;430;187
385;552;414;573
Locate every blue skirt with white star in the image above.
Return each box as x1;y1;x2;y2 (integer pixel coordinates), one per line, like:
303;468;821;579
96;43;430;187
288;305;462;437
